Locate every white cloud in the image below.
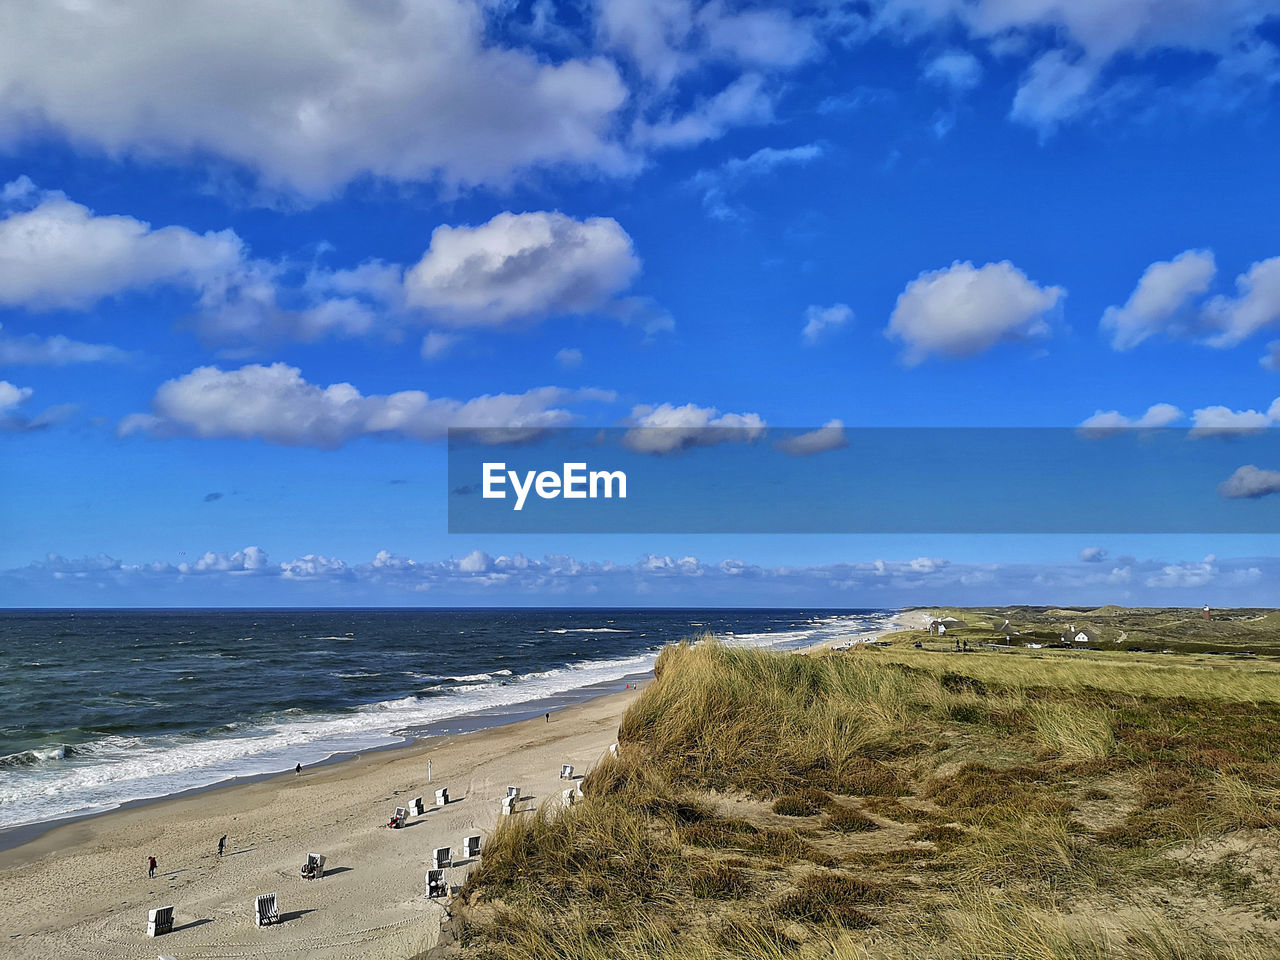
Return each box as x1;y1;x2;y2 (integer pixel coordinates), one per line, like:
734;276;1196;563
1261;341;1280;371
120;363;614;449
1189;404;1273;437
281;554;349;580
458;549;493;574
1102;250;1217;350
0;183;243;310
0;1;633;198
776;420;848;456
0;324;129;365
689;143;823;219
1079;546;1107;563
887;260;1063;364
924;50;983;91
404;212;641;326
180;546;271;574
1077;402;1184;436
0;380;32;411
556;347;584;368
801;303;852;345
420;331;460;360
633;73;775;148
1204;256;1280;347
1218;464;1280;499
623;402;766;454
0;380;74;432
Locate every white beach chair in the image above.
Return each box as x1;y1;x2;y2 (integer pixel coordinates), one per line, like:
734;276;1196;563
506;785;520;799
609;743;619;758
560;764;574;779
411;796;425;815
432;846;452;869
435;787;449;806
146;905;174;937
562;787;576;806
254;892;279;927
501;795;515;816
395;805;409;820
426;869;448;899
463;835;481;859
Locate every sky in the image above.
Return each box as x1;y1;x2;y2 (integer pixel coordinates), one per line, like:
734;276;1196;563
2;0;1280;607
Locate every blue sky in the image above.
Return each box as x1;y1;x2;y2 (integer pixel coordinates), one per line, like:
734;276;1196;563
2;0;1280;607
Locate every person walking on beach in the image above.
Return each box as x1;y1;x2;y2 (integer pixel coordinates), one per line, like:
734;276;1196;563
218;835;227;857
147;855;157;878
295;762;302;775
545;712;550;723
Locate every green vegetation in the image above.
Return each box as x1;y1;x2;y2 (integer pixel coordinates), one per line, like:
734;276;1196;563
451;624;1280;960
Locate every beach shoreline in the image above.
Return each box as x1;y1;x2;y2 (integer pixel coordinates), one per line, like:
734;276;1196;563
0;681;645;960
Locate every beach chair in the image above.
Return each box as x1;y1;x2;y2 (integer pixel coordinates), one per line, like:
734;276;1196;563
501;795;515;816
146;905;174;937
562;787;576;806
609;743;619;758
435;787;449;806
254;892;279;927
560;763;574;779
426;869;448;899
432;846;452;869
395;805;409;820
300;853;325;879
463;835;481;859
506;785;520;799
411;796;425;815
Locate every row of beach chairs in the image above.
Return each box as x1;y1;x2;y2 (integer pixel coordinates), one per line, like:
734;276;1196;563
152;756;611;935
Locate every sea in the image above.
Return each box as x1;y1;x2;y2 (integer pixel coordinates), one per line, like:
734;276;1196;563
0;607;893;836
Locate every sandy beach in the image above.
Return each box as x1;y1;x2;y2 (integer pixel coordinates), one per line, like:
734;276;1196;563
0;684;643;960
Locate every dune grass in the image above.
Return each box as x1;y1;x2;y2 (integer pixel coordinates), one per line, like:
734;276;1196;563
453;637;1280;960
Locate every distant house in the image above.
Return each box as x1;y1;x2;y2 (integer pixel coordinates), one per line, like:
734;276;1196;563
995;618;1019;637
1061;624;1099;644
929;617;968;636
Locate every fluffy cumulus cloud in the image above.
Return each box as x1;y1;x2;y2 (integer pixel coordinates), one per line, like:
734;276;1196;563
1102;250;1217;350
1079;546;1108;563
887;260;1063;364
0;178;243;310
876;0;1280;132
0;1;633;197
404;212;640;326
1218;464;1280;499
775;420;849;456
1189;404;1275;437
801;303;852;345
623;402;766;453
1204;256;1280;348
1077;402;1184;436
119;363;615;449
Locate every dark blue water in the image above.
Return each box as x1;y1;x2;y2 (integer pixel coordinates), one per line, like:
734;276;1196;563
0;608;891;829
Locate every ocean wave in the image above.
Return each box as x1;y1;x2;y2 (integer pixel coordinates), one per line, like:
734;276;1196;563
546;627;631;634
0;745;68;767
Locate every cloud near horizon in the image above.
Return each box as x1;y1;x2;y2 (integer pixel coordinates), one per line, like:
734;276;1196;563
5;545;1273;607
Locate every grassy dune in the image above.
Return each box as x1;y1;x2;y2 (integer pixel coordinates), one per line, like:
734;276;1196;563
452;637;1280;960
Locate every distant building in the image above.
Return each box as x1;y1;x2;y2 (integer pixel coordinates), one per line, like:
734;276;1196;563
1061;624;1099;644
1202;604;1211;620
929;617;968;636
